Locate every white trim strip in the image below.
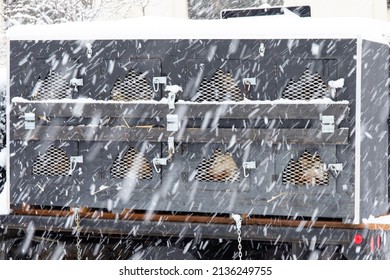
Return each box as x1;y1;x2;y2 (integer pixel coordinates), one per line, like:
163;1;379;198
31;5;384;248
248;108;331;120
0;38;11;215
353;36;362;224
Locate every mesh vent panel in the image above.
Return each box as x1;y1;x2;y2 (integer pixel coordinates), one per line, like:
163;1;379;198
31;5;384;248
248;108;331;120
282;150;329;185
32;71;72;100
282;69;327;100
110;70;154;101
32;146;71;176
110;147;153;180
194;69;243;102
196;149;240;182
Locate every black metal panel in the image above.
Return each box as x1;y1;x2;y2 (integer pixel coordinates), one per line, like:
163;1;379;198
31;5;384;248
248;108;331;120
10;140;78;207
221;6;311;19
360;40;389;218
74;141;162;210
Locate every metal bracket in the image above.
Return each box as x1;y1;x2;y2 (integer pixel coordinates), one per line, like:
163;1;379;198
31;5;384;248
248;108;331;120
327;163;343;177
69;156;84;174
243;161;256;177
153;76;167;92
24;112;35;130
86;43;93;58
259;42;266;57
321;115;335;133
167;114;179;132
70;78;84;92
167;91;176;109
168;136;175;155
152;137;175;173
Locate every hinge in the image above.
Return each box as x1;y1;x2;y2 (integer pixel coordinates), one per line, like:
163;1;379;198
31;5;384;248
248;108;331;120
167;114;179;132
24;112;35;130
321;115;335;133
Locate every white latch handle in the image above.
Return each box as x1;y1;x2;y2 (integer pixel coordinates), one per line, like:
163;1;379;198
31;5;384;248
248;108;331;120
152;158;168;173
242;78;256;91
153;77;167;92
70;78;84;92
69;156;84;174
243;161;256;178
165;85;182;109
327;163;343;177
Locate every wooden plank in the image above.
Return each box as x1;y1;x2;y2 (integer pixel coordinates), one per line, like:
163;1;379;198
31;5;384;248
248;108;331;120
12;207;390;231
14;125;349;144
12;101;349;120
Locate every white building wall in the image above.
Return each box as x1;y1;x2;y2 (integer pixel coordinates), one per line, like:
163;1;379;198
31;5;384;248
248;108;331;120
284;0;387;20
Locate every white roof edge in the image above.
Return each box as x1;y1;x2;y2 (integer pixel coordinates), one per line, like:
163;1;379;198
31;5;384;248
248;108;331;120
6;16;390;45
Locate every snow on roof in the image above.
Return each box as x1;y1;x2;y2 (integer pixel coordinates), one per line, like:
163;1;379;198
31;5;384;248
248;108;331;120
6;15;390;44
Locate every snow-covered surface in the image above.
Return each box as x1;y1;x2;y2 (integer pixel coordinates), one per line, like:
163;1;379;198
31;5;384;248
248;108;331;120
6;16;390;44
0;67;7;93
363;215;390;225
0;148;6;168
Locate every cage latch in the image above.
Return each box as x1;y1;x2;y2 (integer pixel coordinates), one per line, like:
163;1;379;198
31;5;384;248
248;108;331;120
321;115;335;133
70;78;84;92
327;163;343;177
152;137;175;173
328;78;344;98
153;76;167;92
24;112;36;130
243;161;256;177
69;155;84;174
165;85;182;109
242;77;256;92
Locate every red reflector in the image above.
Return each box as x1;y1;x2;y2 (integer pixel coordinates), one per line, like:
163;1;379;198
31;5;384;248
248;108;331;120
354;233;363;245
370;236;375;252
377;235;381;250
